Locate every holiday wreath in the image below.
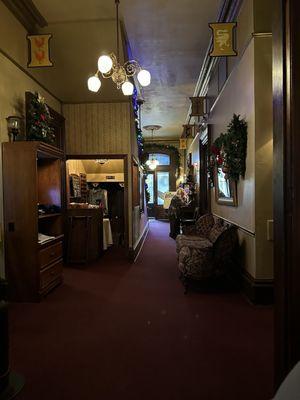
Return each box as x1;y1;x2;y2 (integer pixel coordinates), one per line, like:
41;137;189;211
208;114;247;184
27;92;55;144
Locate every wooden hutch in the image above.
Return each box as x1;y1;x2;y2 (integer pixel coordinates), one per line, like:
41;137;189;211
2;141;64;301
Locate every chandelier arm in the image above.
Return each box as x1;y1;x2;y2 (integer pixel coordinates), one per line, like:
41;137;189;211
124;60;141;77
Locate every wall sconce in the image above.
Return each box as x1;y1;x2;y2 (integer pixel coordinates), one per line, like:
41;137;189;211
6;116;22;142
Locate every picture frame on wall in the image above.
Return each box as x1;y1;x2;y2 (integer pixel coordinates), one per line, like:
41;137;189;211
215;167;237;206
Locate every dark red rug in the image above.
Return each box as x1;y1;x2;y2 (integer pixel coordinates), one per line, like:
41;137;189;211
9;220;274;400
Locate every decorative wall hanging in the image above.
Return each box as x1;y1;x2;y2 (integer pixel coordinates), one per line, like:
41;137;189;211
182;124;196;138
179;138;187;150
208;114;247;185
209;22;237;57
27;34;53;68
26;92;55;143
189;97;206;117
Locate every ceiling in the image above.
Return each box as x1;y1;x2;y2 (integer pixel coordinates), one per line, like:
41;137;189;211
33;0;221;139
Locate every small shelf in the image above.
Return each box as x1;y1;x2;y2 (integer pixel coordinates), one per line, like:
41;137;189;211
38;234;64;248
38;213;61;220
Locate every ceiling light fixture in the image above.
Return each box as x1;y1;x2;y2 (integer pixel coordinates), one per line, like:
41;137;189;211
143;125;162;170
87;0;151;96
95;159;109;165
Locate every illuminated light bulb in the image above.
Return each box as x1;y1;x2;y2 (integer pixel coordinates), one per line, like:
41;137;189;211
137;69;151;87
147;158;159;170
97;55;113;73
121;81;134;96
87;75;101;92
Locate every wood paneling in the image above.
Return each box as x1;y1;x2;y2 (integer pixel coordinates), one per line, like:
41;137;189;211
63;103;131;155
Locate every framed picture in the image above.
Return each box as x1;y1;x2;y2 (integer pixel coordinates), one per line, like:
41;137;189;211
215;167;237;206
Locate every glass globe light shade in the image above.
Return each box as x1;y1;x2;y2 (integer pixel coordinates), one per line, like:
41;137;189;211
87;76;101;92
147;158;159;170
148;161;157;170
121;81;134;96
137;69;151;87
98;55;113;74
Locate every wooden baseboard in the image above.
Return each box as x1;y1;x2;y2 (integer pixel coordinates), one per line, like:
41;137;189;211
129;222;149;263
229;267;274;305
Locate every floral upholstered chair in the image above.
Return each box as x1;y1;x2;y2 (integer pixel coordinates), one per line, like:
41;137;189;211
176;214;238;292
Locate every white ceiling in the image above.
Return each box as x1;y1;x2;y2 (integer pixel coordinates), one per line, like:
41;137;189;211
33;0;221;139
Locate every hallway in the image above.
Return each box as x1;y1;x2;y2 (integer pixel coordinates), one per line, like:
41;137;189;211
9;220;273;400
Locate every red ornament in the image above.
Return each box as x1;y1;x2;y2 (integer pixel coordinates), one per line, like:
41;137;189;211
217;156;223;165
211;145;220;155
40;114;46;121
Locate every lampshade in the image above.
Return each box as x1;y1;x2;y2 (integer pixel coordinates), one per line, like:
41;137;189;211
121;81;134;96
87;76;101;92
137;69;151;87
6;116;22;131
98;55;113;74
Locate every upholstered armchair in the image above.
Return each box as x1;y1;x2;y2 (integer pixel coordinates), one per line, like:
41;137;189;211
176;214;238;292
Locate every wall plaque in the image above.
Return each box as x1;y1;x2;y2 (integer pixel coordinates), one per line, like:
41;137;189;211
27;34;53;68
209;22;237;57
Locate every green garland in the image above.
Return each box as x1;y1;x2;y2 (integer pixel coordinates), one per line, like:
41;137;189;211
141;143;181;175
209;114;247;183
27;92;55;144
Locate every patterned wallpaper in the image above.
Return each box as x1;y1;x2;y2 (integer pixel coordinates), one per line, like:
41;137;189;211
63;102;131;155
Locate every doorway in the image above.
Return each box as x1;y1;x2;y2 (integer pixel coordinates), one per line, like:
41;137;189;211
145;152;176;219
65;155;129;262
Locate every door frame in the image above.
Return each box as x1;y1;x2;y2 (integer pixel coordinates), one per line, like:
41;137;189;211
66;154;129;250
273;0;300;387
199;126;211;215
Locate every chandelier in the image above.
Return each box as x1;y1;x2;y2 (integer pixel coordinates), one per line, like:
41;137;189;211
144;125;161;170
87;0;151;96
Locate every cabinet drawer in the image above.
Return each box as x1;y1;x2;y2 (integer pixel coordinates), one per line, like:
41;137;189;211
39;242;63;269
40;260;63;290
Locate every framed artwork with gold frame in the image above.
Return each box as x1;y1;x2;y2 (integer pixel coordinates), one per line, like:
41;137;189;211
215;167;237;206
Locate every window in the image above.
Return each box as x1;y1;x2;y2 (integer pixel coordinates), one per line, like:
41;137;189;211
146;174;154;204
157;171;170;205
148;153;170;166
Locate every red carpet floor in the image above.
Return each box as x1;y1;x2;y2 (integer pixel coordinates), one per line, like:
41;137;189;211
9;220;274;400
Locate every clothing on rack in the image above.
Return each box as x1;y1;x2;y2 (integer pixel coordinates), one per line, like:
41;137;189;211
88;185;108;214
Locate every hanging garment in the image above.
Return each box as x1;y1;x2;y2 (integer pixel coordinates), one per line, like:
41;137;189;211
88;187;108;214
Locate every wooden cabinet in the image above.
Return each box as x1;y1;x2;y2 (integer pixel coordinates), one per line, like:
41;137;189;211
66;209;103;264
2;141;64;302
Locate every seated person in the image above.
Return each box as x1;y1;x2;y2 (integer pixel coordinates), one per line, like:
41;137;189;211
168;188;187;239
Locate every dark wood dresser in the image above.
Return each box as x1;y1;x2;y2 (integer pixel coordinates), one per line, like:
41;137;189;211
2;141;64;302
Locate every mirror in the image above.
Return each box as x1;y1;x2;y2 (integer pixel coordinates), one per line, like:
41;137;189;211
215;167;237;206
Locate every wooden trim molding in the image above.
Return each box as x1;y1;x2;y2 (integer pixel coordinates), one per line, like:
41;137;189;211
240;270;274;305
129;220;149;263
273;0;300;386
1;0;47;33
